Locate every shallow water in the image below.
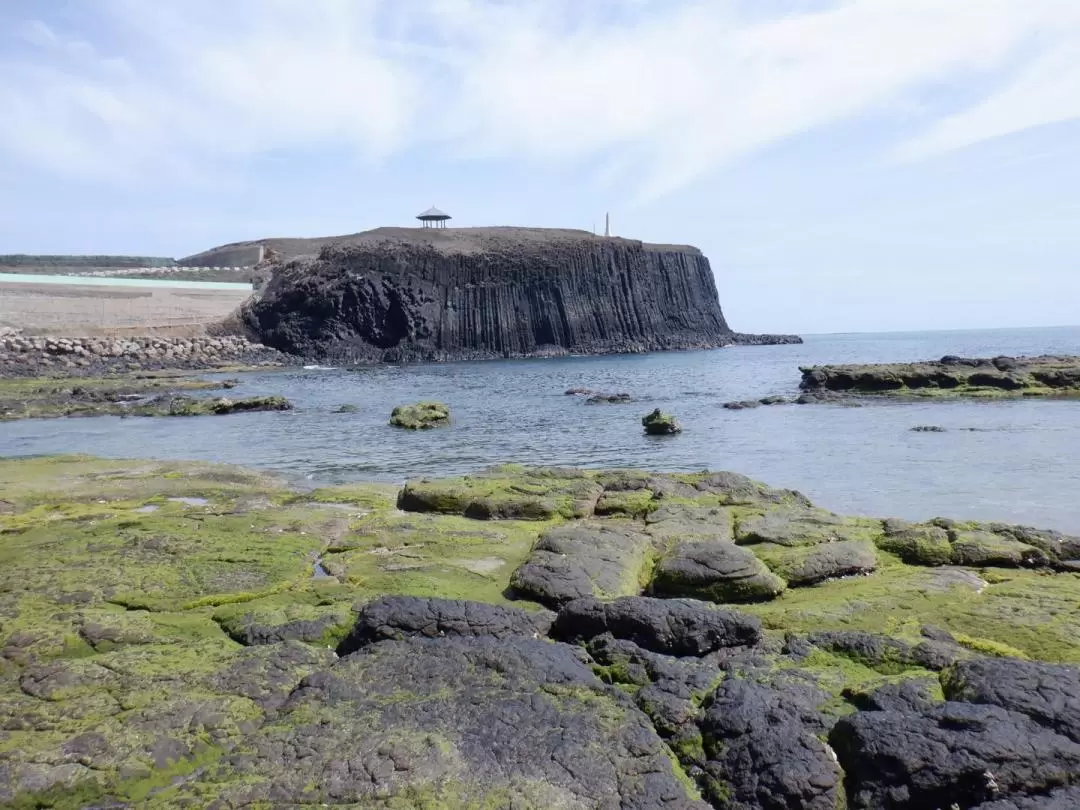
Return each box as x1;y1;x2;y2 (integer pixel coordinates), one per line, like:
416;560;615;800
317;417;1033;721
4;326;1080;532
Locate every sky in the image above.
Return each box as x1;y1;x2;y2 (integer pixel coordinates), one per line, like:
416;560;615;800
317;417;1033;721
1;0;1078;335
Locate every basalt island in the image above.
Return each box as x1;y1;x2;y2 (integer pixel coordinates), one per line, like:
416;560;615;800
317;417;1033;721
238;226;801;364
2;455;1079;809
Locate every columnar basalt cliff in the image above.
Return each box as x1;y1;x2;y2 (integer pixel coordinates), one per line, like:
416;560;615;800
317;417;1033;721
240;227;800;363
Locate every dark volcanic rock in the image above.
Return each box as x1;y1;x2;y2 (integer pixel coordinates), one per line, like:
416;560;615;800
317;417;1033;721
701;678;844;810
509;521;652;607
550;596;761;656
799;355;1080;400
942;658;1080;743
807;630;963;671
241;227;800;362
973;788;1080;809
173;635;711;807
831;702;1080;809
338;595;552;655
650;541;787;603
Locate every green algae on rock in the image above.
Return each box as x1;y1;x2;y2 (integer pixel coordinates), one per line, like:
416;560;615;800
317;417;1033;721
643;408;682;435
3;455;1080;807
388;400;451;429
799;354;1080;401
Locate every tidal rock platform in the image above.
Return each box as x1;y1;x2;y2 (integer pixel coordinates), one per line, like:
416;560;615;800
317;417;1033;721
241;227;801;363
800;355;1080;400
3;456;1080;807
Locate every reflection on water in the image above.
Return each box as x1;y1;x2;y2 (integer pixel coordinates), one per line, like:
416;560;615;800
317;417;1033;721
3;326;1080;532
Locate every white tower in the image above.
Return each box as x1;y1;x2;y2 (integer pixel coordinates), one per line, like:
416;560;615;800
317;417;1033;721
604;212;610;237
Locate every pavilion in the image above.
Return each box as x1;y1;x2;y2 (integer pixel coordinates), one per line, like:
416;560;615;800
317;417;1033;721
416;206;451;229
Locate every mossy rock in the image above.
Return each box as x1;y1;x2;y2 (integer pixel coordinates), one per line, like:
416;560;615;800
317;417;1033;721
397;470;601;521
594;488;657;518
950;530;1051;568
162;394;292;417
650;541;787;603
736;508;881;548
641;408;681;435
876;522;954;566
389;401;450;430
754;540;878;586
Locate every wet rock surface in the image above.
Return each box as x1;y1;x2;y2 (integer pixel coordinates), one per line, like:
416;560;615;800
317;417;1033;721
3;457;1080;808
388;400;450;429
799;354;1080;400
240;227;800;363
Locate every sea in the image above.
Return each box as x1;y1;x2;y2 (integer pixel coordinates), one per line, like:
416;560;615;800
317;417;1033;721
3;326;1080;533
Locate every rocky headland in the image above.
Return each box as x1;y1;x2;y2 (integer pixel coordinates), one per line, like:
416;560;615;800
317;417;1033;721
240;227;801;364
800;355;1080;401
3;456;1079;808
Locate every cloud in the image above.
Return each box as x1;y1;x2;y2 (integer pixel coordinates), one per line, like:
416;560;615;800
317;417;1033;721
1;0;1078;198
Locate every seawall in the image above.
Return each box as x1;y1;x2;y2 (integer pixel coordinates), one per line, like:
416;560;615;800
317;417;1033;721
243;227;800;363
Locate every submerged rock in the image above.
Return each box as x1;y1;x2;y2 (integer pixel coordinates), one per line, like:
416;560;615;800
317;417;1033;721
389;401;450;429
160;394;292;416
642;408;682;435
586;392;633;404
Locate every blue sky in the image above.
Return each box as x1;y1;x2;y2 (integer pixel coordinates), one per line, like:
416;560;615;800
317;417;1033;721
1;0;1078;335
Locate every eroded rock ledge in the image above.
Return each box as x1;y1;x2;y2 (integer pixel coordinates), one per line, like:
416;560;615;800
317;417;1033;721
2;456;1079;808
799;355;1080;401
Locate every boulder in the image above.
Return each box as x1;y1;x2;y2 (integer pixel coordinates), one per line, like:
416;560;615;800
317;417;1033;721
509;522;653;608
831;702;1080;809
941;658;1080;743
756;539;878;586
807;630;963;672
973;788;1080;809
951;530;1051;568
550;596;761;656
650;541;787;603
172;636;712;807
645;503;736;544
389;401;450;430
642;408;681;435
701;678;844;810
736;508;877;547
338;596;553;655
877;521;954;566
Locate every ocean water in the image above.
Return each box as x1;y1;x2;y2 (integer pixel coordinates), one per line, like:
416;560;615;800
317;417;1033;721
3;326;1080;533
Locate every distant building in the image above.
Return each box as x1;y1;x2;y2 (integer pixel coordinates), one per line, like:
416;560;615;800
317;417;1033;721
416;206;451;229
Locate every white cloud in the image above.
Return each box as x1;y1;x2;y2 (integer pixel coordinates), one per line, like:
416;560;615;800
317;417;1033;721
1;0;1078;198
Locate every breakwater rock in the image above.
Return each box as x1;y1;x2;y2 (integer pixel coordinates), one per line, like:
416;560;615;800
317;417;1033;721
3;456;1080;807
241;227;801;363
0;330;287;377
800;355;1080;400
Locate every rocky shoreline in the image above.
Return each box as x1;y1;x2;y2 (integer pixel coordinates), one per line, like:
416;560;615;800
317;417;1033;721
800;354;1080;400
0;329;287;378
2;456;1078;808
